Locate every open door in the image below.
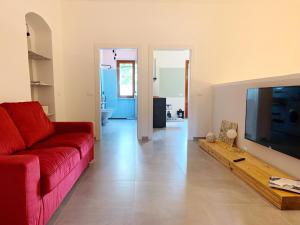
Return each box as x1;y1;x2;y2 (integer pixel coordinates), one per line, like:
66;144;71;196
185;60;189;118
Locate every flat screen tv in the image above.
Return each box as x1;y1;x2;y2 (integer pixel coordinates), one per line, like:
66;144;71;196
245;86;300;160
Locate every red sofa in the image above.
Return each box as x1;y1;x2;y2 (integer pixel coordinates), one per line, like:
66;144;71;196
0;102;94;225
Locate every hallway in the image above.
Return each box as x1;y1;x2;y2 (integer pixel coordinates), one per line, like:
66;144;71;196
49;120;300;225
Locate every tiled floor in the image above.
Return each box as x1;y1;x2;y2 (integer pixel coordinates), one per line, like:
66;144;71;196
49;120;300;225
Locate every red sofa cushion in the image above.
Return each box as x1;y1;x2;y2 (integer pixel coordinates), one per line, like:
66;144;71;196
1;102;55;147
0;106;26;155
32;133;93;159
16;147;80;195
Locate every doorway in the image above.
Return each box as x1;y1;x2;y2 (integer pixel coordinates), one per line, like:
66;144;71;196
152;49;190;141
99;48;138;139
185;60;189;118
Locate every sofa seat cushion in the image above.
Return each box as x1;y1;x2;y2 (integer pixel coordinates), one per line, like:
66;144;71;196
1;101;55;147
0;107;26;155
16;147;80;195
31;133;93;159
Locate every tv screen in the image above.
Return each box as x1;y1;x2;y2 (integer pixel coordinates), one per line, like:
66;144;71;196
245;86;300;159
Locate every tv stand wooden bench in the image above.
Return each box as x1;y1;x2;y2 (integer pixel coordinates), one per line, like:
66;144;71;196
199;139;300;210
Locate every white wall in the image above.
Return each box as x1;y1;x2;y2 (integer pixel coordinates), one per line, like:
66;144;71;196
213;74;300;178
153;50;190;68
61;0;300;139
101;48;137;70
2;0;300;140
153;50;189;98
0;0;66;120
2;0;300;176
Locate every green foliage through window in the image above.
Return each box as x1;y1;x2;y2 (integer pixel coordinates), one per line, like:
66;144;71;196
117;61;135;98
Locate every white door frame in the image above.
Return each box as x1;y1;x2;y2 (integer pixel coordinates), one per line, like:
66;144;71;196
94;44;142;141
148;45;195;140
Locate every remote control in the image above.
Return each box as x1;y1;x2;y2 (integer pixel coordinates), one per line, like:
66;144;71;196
233;158;245;162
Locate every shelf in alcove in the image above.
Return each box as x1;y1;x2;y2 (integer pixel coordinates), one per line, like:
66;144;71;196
28;50;51;60
46;113;55;117
31;82;53;87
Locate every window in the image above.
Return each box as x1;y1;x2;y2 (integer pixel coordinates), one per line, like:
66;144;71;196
117;60;136;98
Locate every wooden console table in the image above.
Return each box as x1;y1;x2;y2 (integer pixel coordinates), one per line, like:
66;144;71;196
199;139;300;210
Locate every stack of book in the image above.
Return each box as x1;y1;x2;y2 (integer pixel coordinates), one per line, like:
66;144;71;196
269;176;300;194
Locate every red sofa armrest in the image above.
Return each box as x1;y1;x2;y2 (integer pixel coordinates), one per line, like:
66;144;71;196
52;122;94;136
0;155;42;225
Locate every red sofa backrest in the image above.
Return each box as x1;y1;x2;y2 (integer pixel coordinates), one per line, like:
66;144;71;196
0;106;26;154
1;102;55;147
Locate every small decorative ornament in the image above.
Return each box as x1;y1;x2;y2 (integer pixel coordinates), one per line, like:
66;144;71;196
219;120;238;146
226;129;237;148
226;129;237;140
206;132;216;143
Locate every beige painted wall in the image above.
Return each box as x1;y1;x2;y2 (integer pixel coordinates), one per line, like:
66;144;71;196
61;0;216;138
61;0;300;139
213;0;300;83
213;74;300;178
2;0;299;139
1;0;299;176
0;0;66;120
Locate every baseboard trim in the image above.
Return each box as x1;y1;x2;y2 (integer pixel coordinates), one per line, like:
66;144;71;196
193;137;205;141
141;136;149;142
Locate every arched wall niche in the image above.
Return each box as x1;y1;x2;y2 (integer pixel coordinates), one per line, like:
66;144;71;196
25;12;53;57
25;12;56;120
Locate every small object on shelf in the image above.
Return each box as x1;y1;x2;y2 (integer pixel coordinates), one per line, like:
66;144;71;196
226;129;238;148
166;111;172;119
233;157;245;163
166;104;172;120
269;177;300;194
166;104;172;110
206;132;216;143
177;109;184;119
219;120;238;146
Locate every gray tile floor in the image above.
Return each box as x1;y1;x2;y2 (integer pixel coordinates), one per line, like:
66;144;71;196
49;120;300;225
